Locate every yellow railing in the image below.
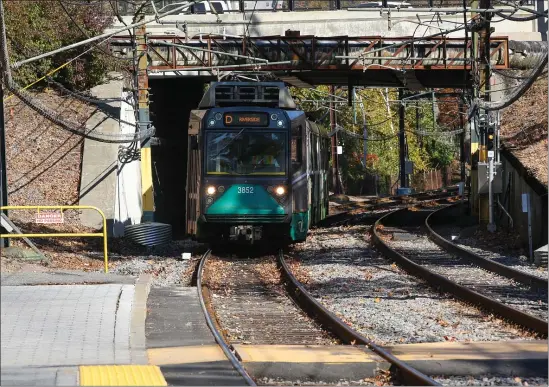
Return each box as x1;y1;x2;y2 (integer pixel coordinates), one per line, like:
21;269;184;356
0;205;109;273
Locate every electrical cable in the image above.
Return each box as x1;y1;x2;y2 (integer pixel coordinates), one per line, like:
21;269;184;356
57;0;134;60
493;67;548;80
10;0;199;69
476;48;548;111
5;34;128;107
0;0;153;143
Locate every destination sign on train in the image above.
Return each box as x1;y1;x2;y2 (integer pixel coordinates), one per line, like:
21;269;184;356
224;112;269;127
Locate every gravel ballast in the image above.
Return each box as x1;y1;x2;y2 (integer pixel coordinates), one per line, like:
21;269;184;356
290;225;535;345
384;227;548;321
109;239;203;287
435;226;548;280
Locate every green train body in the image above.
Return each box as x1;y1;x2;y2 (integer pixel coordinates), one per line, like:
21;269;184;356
185;82;330;244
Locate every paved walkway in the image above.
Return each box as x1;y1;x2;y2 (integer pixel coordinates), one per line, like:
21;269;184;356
0;271;164;386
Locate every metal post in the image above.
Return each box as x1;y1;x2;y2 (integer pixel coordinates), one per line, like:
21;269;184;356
136;24;155;222
459;102;466;182
527;194;533;261
352;88;357;124
431;90;436;132
487;152;496;232
399;88;406;189
363;125;368;171
329;86;341;195
0;82;8;248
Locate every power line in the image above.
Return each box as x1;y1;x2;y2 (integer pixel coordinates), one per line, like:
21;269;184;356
10;0;199;68
0;0;153;143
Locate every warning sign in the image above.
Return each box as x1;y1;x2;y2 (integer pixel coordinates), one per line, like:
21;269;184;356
35;210;64;224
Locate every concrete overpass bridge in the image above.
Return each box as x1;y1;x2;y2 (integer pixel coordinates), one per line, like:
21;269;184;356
108;2;546;42
106;2;545;88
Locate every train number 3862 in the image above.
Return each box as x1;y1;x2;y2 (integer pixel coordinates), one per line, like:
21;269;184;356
237;187;254;194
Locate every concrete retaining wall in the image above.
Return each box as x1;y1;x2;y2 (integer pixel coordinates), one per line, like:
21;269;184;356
113;92;143;238
500;150;548;251
79;74;142;236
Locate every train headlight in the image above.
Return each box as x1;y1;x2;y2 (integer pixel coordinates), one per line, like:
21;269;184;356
206;186;216;195
277;120;284;127
275;186;286;196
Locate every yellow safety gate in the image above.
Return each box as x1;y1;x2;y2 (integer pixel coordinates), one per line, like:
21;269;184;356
0;205;109;273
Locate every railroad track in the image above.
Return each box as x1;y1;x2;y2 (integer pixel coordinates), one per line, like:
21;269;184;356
426;202;548;290
321;188;461;228
372;203;548;336
197;248;441;386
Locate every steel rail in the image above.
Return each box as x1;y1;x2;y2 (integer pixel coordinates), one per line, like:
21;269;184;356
425;202;548;291
318;187;459;228
197;249;257;386
277;250;440;386
371;206;548;336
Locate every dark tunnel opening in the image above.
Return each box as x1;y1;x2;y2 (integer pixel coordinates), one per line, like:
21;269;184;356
149;78;206;238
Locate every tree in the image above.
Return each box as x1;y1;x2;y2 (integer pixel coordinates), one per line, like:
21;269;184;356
291;86;460;194
5;0;117;90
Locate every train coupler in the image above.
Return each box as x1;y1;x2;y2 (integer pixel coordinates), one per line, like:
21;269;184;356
229;225;262;243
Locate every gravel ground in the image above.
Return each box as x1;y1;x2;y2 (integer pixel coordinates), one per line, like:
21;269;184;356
109;239;204;287
384;227;548;321
289;225;534;345
435;226;547;280
1;236;205;287
433;376;548;386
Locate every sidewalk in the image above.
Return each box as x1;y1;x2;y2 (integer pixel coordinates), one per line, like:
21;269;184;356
0;270;166;386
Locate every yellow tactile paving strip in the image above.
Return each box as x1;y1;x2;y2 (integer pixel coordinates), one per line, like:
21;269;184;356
79;365;167;386
148;345;228;365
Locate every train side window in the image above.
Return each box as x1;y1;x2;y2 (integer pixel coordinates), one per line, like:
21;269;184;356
291;126;303;172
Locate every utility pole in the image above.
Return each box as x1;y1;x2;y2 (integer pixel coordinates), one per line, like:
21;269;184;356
0;81;8;248
398;88;406;190
329;85;341;194
477;0;492;226
459;102;466;182
136;23;155;222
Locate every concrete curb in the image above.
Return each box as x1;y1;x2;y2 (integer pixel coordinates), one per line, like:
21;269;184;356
130;274;152;364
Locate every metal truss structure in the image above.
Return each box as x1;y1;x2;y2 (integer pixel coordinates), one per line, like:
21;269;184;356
110;34;509;87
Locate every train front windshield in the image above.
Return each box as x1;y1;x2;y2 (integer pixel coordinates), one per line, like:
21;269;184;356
206;130;287;176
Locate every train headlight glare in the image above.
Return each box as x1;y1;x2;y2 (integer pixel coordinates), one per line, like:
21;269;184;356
275;186;285;196
277;120;284;127
208;119;216;126
206;186;216;195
